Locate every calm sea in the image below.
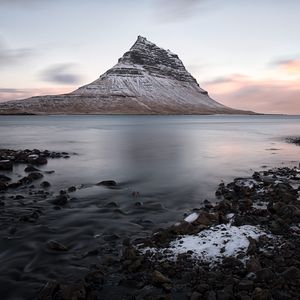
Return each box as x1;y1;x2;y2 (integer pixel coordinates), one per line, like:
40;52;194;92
0;115;300;298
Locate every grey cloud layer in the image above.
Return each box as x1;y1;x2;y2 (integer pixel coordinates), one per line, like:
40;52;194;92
0;41;33;67
40;64;81;84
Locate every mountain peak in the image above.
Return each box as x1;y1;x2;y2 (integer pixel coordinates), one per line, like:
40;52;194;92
115;36;197;84
0;36;251;115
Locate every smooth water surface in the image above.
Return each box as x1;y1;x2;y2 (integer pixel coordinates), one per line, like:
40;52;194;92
0;115;300;299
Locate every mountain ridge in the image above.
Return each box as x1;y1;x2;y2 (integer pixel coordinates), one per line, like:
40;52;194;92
0;36;255;115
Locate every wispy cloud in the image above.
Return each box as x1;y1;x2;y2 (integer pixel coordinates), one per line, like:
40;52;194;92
272;57;300;75
152;0;213;23
0;40;33;67
203;74;300;114
0;87;73;102
40;63;82;85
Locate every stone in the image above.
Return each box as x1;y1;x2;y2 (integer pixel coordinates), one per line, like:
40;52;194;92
40;181;51;188
24;165;39;172
97;180;117;187
246;256;261;273
0;160;12;171
67;186;76;192
27;172;44;181
252;288;272;300
46;240;68;251
152;270;171;285
255;268;275;282
0;174;11;182
280;266;300;280
52;195;68;206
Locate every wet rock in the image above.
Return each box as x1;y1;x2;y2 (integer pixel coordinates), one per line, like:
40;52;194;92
0;160;12;171
67;186;76;193
190;291;201;300
52;193;69;206
28;155;48;165
152;270;171;285
85;269;104;285
205;290;217;300
0;181;7;191
252;287;272;300
40;181;51;188
97;180;117;187
134;285;165;300
0;174;11;182
238;280;254;291
59;281;86;300
280;266;300;281
24;165;39;172
194;211;219;226
28;172;44;181
247;237;257;255
246;256;261;273
38;280;60;300
255;268;275;282
46;240;69;251
238;198;253;211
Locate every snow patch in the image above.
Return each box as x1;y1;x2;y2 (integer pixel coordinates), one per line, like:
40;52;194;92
184;212;199;223
142;224;272;265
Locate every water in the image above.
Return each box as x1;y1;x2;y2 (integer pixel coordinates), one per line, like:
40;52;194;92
0;114;300;299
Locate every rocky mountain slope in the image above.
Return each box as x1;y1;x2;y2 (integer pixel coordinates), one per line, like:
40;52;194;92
0;36;253;115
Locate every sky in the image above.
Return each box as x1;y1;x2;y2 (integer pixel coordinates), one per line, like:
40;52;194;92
0;0;299;114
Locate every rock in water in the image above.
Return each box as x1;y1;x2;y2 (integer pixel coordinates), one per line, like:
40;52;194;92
0;36;253;115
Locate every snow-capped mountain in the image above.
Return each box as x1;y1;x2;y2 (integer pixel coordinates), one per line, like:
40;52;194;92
0;36;252;114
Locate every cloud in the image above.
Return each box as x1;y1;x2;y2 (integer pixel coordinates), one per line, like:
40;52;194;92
153;0;213;23
272;57;300;75
0;87;73;102
40;63;82;85
0;40;33;67
203;74;300;114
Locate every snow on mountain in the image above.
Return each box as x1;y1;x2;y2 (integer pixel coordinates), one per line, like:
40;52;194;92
0;36;253;115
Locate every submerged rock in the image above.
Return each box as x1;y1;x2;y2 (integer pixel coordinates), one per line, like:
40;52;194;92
46;240;69;252
97;180;117;187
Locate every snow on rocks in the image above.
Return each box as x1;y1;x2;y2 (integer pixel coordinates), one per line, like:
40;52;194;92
141;224;273;265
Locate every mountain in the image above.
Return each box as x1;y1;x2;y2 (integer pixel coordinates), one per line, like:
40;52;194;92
0;36;253;115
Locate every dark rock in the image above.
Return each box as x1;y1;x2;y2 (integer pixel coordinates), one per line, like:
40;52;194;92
246;256;261;273
0;174;11;182
97;180;117;187
280;266;300;280
27;172;44;181
238;280;254;291
247;237;257;255
0;181;7;191
0;160;12;171
40;181;51;188
24;165;39;172
152;270;171;285
190;291;201;300
252;287;272;300
46;240;68;251
59;282;86;300
255;268;275;282
68;186;76;192
38;280;60;300
205;290;217;300
52;194;68;206
28;155;48;165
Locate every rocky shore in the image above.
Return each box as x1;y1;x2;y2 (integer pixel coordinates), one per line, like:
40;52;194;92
37;167;300;299
1;148;300;299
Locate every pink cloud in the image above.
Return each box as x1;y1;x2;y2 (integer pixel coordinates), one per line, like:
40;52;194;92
203;75;300;114
0;87;74;102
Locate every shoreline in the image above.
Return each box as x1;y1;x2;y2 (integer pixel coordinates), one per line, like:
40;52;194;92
0;144;300;299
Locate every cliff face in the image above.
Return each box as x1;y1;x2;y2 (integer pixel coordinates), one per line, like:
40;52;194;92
0;36;253;115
